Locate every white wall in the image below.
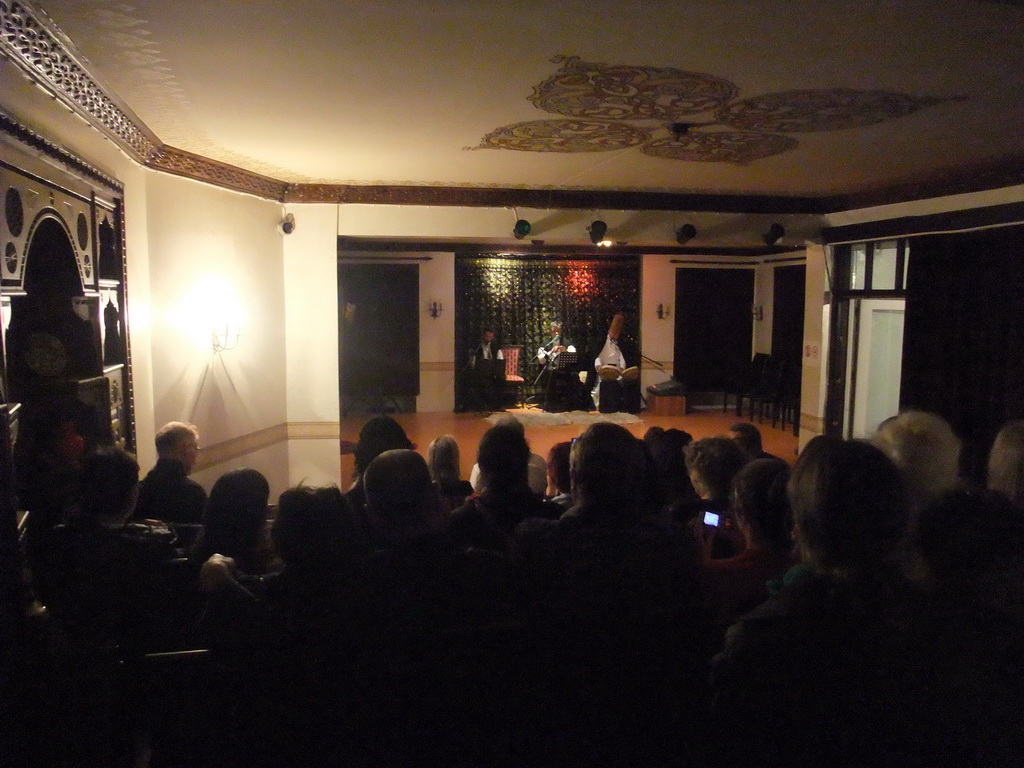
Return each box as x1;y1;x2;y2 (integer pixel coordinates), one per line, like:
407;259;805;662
143;172;288;493
418;252;456;413
281;204;343;489
640;254;677;392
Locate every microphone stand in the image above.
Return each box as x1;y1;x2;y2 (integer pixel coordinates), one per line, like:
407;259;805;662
640;354;668;373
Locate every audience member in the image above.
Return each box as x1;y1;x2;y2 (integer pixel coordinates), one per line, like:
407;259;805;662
202;484;361;768
343;415;413;545
191;468;278;576
41;447;175;768
987;419;1024;508
545;440;573;508
516;422;700;616
452;418;561;552
676;436;748;557
646;426;698;509
710;436;932;767
697;458;795;627
908;488;1024;766
351;449;513;762
426;434;474;513
513;422;711;765
133;421;206;524
871;410;962;521
470;437;548;496
729;421;780;461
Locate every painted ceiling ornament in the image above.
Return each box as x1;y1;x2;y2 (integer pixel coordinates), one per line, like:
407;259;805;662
476;55;948;164
716;89;948;133
528;55;738;120
476;119;650;153
642;130;798;165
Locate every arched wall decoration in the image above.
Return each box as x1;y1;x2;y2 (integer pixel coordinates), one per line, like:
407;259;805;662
474;55;951;165
0;121;133;452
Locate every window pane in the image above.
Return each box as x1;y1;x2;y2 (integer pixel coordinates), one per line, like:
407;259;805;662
851;244;867;289
872;240;898;290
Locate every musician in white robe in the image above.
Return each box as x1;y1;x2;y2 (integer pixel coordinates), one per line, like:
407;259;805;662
592;314;627;409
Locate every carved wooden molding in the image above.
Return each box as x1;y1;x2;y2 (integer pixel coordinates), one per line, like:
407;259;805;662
286;182;826;213
148;146;289;201
0;0;159;161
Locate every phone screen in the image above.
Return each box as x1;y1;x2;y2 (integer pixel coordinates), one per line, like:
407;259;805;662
703;511;720;527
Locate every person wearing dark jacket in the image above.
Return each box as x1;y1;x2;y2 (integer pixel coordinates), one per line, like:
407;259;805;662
133;421;206;524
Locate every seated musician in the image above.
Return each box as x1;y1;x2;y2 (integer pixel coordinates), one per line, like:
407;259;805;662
467;329;504;410
592;314;641;413
536;321;576;366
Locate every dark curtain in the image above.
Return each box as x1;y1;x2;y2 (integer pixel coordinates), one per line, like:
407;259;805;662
454;255;640;410
901;225;1024;482
673;268;755;391
338;263;420;398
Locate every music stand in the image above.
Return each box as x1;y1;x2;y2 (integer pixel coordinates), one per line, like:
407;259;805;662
543;351;579;411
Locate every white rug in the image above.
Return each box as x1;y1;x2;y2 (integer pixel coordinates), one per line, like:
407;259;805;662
486;410;642;427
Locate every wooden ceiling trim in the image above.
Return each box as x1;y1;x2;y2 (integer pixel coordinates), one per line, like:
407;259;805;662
147;145;288;201
337;235;802;258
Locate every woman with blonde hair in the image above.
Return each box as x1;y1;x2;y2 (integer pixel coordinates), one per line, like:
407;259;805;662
426;434;473;513
987;419;1024;508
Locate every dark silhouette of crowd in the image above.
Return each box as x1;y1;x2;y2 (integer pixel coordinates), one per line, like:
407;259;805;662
11;412;1024;767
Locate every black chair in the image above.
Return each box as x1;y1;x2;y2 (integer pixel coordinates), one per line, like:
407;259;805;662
729;352;770;417
773;358;802;435
748;355;785;423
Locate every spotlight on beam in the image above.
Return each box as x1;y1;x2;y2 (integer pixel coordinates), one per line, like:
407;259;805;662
588;219;609;245
763;223;785;246
675;223;697;245
513;219;531;239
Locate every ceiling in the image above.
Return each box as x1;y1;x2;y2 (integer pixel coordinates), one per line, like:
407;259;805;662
4;0;1024;226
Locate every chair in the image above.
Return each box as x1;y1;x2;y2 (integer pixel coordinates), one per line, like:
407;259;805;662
728;352;770;416
748;355;785;423
773;358;802;435
501;346;525;407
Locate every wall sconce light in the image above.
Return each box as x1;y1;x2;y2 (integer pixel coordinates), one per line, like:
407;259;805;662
513;219;532;239
656;303;671;320
674;224;696;245
588;220;610;246
752;304;764;321
427;301;443;319
763;223;785;246
211;323;240;352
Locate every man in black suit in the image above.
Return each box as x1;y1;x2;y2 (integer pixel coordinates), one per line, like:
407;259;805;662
467;329;504;411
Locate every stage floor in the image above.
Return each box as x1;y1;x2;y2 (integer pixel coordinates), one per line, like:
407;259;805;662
339;407;799;488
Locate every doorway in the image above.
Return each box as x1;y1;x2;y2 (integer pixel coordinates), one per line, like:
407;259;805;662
674;267;755;393
845;298;905;438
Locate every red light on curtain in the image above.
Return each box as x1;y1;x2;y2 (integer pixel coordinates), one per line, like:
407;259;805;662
566;266;597;298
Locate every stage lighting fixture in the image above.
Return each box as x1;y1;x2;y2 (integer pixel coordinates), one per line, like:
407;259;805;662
763;223;785;246
513;219;531;239
675;224;697;245
588;220;608;244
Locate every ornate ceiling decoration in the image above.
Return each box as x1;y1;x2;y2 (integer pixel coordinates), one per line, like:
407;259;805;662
476;55;949;165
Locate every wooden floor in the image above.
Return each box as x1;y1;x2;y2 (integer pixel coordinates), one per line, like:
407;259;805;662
339;406;799;486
